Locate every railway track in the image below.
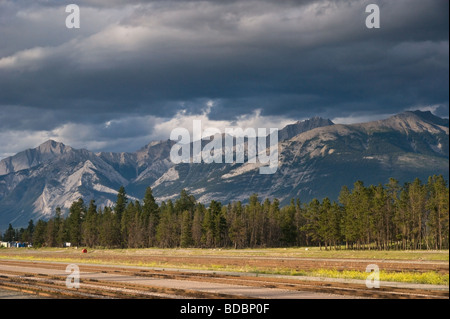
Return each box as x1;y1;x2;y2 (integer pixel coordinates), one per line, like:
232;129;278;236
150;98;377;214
0;260;447;299
0;270;246;299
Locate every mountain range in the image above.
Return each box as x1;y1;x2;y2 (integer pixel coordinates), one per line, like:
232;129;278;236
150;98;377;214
0;110;448;230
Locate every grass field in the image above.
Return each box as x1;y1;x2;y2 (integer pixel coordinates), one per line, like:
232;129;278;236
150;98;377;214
4;246;447;260
0;247;448;285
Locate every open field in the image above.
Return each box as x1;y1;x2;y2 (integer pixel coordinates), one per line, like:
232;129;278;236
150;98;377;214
0;259;448;300
1;246;448;260
0;260;357;299
0;247;448;285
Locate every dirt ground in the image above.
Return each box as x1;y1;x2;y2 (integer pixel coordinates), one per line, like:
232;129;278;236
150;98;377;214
0;249;448;300
0;248;448;274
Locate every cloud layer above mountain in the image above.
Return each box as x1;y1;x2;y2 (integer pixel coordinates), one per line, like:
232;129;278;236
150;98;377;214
0;0;448;158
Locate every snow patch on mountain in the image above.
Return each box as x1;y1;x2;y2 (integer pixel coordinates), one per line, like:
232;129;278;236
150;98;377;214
33;185;84;217
134;158;173;182
221;163;261;179
152;166;180;188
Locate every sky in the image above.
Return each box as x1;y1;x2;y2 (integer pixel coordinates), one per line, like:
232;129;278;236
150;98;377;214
0;0;448;159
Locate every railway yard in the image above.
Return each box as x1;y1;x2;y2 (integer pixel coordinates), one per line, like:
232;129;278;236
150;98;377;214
0;248;448;300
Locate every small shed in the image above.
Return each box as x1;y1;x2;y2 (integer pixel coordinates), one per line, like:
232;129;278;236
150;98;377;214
0;242;10;248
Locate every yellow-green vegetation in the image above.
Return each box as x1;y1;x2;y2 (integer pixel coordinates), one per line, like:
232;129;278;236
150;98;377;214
306;269;449;285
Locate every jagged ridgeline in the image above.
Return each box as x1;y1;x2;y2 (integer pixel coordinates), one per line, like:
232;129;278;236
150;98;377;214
3;175;449;250
0;110;448;231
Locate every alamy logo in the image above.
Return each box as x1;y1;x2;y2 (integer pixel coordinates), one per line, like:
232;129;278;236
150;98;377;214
66;264;80;289
65;4;80;29
365;264;380;288
365;4;380;29
170;120;279;174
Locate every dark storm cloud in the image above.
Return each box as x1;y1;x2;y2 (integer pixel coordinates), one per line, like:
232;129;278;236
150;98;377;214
0;0;448;156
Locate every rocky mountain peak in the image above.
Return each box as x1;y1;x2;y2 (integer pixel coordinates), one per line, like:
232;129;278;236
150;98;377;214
0;139;73;176
37;139;72;155
0;112;448;230
278;116;334;142
410;110;449;127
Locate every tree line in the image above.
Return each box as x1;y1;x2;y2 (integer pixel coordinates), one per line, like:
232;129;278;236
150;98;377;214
2;175;448;250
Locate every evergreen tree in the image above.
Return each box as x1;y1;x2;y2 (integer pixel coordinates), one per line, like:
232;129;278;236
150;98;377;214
202;204;216;247
32;220;47;247
212;201;226;246
396;183;412;250
280;200;297;246
328;201;343;249
302;198;321;247
408;179;427;249
83;200;99;247
247;194;262;247
55;207;66;246
294;199;307;246
21;219;35;243
157;200;177;247
121;201;135;247
427;175;449;250
130;200;145;248
115;186;128;222
143;187;159;247
66;198;85;246
385;178;400;249
3;224;15;242
192;204;205;247
228;201;246;249
180;210;193;247
98;207;120;248
266;199;281;247
14;174;447;251
45;218;58;247
175;189;196;214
